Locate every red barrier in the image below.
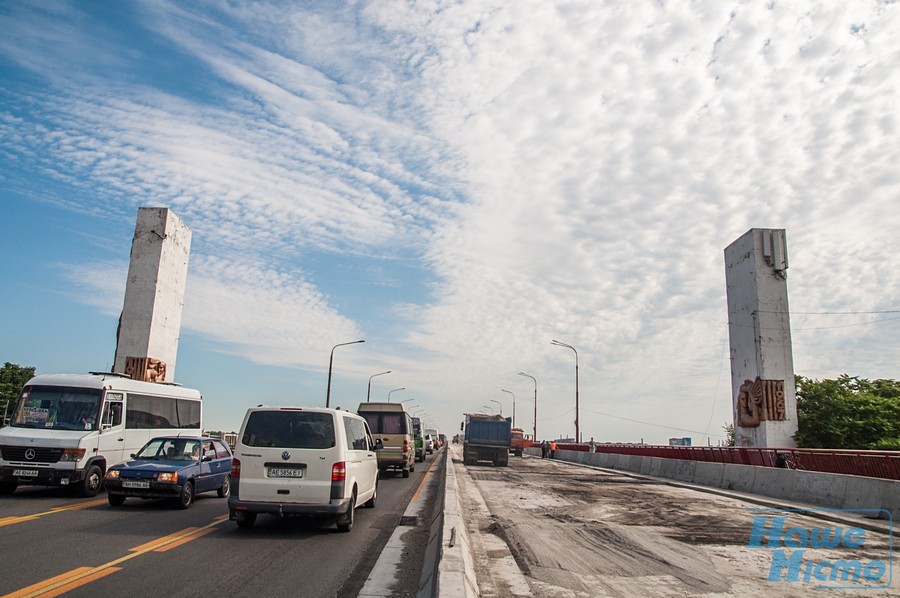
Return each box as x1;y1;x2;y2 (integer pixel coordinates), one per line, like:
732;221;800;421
555;444;899;480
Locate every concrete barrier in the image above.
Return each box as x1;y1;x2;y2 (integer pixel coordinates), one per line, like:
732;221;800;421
567;452;900;520
693;461;725;487
438;454;478;597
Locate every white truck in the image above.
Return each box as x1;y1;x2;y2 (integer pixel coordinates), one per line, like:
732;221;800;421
0;372;202;497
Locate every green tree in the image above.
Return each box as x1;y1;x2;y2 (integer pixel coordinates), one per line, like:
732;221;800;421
722;422;735;446
1;362;36;425
794;375;900;450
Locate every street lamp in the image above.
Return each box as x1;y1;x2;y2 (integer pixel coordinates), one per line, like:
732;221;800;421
366;370;391;402
326;340;365;408
518;372;537;441
551;340;580;443
490;399;502;416
483;404;494;414
387;387;405;401
501;389;516;429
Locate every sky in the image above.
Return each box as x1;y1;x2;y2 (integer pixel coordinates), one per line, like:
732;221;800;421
1;1;898;444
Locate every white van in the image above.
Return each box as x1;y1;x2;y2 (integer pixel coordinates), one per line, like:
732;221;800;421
0;372;202;497
228;406;380;532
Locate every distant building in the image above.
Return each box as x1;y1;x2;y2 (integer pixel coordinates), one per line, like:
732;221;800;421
669;437;692;446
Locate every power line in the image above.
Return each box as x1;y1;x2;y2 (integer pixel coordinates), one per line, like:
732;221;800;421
757;309;900;315
581;407;727;438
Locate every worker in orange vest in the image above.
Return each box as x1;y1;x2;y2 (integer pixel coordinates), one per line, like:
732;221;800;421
549;440;557;459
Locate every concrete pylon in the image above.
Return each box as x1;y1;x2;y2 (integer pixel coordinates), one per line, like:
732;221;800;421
113;208;192;382
724;228;797;447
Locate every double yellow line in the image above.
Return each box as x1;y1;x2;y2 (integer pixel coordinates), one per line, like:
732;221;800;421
2;513;228;597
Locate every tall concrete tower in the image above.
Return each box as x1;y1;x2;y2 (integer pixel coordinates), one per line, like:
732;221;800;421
113;208;192;382
724;228;797;447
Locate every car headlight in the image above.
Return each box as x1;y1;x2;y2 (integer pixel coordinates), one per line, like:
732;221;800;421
106;470;120;479
157;472;178;483
60;448;86;462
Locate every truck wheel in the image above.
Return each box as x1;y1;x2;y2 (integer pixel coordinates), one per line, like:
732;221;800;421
79;465;103;497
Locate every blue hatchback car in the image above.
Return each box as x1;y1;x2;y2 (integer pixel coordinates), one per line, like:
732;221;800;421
105;436;233;509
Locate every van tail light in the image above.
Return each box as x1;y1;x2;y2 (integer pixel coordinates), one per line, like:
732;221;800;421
332;462;346;482
403;439;410;454
231;458;241;479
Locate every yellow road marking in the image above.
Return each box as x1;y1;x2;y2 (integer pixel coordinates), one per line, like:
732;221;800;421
2;516;228;598
0;498;107;527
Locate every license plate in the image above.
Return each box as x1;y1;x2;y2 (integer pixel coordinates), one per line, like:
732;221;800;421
122;480;150;489
267;467;303;478
13;469;38;477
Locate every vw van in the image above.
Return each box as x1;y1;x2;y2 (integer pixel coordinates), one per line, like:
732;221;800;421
228;406;380;531
357;402;415;478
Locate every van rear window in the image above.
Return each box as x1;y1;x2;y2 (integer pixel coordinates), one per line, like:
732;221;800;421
361;413;405;435
242;411;335;449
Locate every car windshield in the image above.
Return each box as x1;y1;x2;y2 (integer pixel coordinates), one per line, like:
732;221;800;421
136;438;201;461
11;385;102;431
242;411;336;449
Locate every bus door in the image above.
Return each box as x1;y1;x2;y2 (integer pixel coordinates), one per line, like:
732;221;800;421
98;392;126;466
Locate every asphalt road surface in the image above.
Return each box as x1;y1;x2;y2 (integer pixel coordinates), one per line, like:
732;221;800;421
454;445;896;597
0;449;446;598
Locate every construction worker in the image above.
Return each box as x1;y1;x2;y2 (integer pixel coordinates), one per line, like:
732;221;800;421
550;440;557;459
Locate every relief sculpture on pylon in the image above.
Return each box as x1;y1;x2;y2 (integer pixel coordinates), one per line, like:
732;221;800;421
737;377;786;428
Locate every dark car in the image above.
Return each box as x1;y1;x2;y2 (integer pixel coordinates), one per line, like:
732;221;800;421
105;436;232;509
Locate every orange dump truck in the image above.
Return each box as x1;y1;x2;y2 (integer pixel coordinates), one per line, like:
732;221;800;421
510;427;527;457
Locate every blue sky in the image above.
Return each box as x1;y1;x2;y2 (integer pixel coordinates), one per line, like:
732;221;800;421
1;1;898;443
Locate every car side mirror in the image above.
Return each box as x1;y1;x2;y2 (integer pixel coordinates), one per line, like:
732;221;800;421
130;453;136;458
202;455;213;462
373;439;384;451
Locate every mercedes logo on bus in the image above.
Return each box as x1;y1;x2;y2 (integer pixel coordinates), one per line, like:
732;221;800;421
25;448;36;460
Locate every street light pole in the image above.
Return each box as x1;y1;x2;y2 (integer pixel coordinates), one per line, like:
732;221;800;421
483;404;494;414
551;340;580;443
366;370;391;402
387;387;405;402
518;372;537;441
326;340;365;408
490;399;502;416
500;389;515;429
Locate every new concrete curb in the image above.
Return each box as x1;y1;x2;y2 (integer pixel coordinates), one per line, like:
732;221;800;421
435;450;478;597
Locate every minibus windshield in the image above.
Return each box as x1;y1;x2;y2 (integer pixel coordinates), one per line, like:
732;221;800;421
11;385;103;431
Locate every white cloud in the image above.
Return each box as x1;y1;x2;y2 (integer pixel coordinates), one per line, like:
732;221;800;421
4;0;899;441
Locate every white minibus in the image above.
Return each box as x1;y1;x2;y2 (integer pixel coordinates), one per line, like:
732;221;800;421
0;372;202;496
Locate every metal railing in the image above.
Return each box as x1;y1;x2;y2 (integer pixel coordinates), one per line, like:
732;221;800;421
554;443;900;481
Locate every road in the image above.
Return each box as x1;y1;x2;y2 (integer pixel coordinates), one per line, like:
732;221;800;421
454;445;896;597
0;448;446;598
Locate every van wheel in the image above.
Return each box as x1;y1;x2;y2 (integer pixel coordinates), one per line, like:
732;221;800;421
176;481;194;509
402;468;410;478
337;491;356;532
217;475;231;498
108;493;126;506
363;480;377;509
79;465;103;497
410;463;415;473
235;512;256;529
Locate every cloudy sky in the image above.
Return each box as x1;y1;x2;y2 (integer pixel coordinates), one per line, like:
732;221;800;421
1;1;897;443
